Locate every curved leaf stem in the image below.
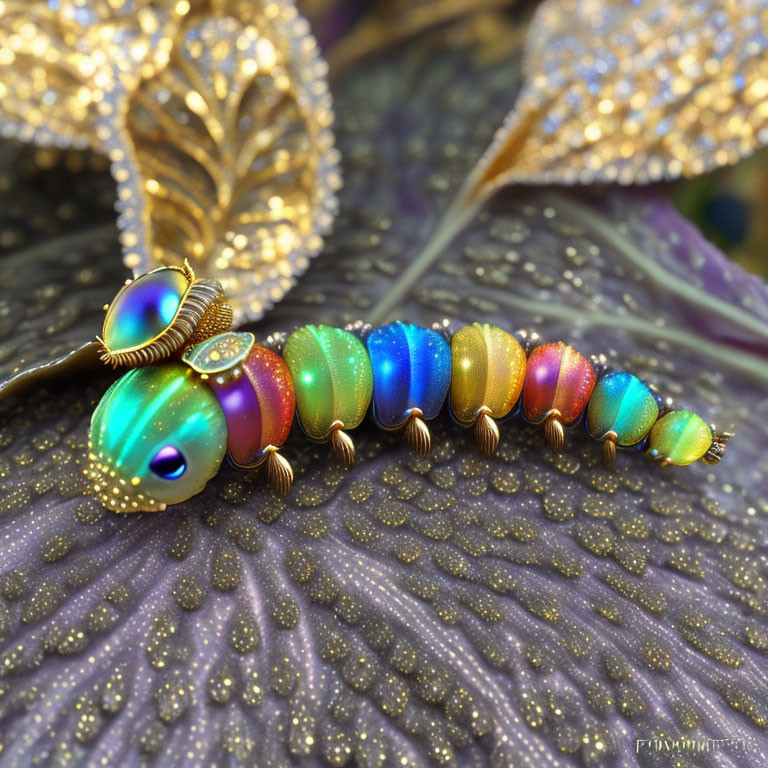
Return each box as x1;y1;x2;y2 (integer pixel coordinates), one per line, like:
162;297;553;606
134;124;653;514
370;189;768;368
369;197;480;323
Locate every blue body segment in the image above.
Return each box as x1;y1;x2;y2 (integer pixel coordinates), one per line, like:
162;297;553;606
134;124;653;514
366;322;451;429
587;371;659;446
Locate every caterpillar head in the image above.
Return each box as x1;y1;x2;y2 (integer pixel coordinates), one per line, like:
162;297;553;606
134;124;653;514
87;364;227;512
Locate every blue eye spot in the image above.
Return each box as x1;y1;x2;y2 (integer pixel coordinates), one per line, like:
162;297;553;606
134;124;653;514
149;445;186;479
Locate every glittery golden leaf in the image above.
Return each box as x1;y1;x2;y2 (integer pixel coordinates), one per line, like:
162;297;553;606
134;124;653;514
0;1;181;149
112;2;340;322
0;0;341;324
463;0;768;201
369;0;768;322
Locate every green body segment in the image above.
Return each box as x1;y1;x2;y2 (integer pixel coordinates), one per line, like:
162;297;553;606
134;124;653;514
89;363;227;511
647;410;713;466
283;325;373;440
587;372;659;446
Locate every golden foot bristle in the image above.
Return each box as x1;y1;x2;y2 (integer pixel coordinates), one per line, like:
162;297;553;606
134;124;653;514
602;434;617;469
266;449;293;497
474;411;500;456
544;412;565;452
331;427;355;467
404;413;431;455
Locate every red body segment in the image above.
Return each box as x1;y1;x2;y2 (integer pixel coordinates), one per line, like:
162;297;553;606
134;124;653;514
209;345;295;466
523;342;596;424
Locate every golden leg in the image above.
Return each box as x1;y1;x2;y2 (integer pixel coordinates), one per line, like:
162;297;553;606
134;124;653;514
404;412;431;455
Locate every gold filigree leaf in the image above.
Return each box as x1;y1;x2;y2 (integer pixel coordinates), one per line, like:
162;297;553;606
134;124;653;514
0;1;181;149
462;0;768;202
368;0;768;322
111;0;341;323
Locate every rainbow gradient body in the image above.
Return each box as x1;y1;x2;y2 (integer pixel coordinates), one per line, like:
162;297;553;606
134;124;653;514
450;323;526;425
208;345;295;466
89;310;727;512
587;372;659;446
283;325;373;440
367;322;451;429
523;342;596;425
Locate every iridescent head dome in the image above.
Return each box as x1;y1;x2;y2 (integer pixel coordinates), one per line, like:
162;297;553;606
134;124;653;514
97;262;233;368
87;363;227;512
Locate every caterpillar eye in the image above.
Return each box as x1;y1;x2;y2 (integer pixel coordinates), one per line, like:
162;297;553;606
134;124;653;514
149;445;187;480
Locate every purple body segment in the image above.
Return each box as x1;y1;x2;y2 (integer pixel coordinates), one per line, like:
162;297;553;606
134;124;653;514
208;345;295;466
210;368;263;465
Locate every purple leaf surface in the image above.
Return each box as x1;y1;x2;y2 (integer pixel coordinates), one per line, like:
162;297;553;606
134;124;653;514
1;36;768;768
0;144;123;398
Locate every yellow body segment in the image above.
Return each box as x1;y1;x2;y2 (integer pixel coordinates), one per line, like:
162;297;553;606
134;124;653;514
451;323;526;425
647;410;713;466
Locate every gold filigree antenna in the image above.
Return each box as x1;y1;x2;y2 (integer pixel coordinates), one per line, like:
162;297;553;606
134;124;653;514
0;0;341;324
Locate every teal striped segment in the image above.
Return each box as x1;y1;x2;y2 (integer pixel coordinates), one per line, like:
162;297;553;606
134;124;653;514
587;372;659;446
